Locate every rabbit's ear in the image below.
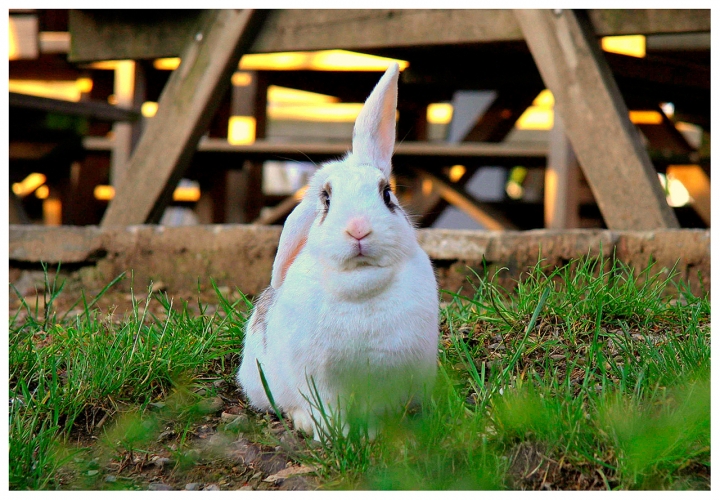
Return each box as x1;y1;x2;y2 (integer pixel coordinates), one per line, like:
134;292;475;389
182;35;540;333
352;63;399;177
270;197;315;289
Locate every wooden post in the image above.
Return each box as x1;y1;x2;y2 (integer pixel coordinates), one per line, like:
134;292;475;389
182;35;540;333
515;9;679;230
110;60;144;187
233;71;269;223
545;115;580;229
101;9;266;227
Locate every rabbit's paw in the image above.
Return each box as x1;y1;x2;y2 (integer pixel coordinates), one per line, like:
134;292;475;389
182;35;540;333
289;407;316;437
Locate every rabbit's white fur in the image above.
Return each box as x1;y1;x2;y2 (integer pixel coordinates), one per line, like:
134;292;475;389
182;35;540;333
237;64;439;438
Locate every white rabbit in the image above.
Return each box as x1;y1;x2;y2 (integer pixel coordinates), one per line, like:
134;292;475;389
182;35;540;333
237;63;439;439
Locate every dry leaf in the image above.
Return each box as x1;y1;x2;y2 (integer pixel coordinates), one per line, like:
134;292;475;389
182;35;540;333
263;465;316;483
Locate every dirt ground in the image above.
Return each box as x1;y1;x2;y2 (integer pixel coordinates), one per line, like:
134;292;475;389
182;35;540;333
9;271;319;491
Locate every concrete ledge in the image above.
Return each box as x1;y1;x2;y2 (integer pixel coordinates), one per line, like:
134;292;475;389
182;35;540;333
9;225;710;297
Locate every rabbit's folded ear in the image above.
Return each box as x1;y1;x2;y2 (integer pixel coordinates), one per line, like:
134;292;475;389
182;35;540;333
352;63;399;178
270;197;316;289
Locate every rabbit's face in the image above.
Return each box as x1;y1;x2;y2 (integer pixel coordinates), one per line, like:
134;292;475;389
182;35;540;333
304;157;417;273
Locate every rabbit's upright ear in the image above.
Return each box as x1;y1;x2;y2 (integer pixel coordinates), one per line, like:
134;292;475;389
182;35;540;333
270;197;315;289
352;63;399;178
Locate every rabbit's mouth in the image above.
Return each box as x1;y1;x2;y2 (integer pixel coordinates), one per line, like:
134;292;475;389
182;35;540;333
355;241;367;257
344;254;378;270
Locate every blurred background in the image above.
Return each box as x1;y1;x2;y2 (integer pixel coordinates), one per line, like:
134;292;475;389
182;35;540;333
8;9;710;230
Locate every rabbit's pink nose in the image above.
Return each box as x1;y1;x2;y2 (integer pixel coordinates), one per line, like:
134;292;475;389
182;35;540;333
346;217;372;240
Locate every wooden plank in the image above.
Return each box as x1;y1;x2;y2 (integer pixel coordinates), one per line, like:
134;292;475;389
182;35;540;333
515;9;679;230
414;169;518;231
101;10;267;227
68;9;709;62
545;115;580;229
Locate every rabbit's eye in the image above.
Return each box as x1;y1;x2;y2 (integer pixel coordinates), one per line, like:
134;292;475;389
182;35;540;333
321;189;331;210
382;184;395;211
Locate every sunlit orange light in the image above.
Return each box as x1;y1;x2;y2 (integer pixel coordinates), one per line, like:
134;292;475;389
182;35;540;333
601;35;646;58
12;173;47;197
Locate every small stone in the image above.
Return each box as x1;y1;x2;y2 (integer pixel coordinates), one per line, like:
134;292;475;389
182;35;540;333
185;483;200;491
104;475;117;483
205;484;221;491
148;482;172;491
239;485;254;491
200;396;224;413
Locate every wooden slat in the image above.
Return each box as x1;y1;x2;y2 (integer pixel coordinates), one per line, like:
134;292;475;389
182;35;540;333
414;169;518;231
101;10;267;227
68;9;710;62
515;9;679;230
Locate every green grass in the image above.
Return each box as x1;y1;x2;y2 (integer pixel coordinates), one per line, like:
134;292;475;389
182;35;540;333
8;255;710;490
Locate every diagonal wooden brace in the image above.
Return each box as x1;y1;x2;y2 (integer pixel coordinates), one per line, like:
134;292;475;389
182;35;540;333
101;9;267;227
515;9;679;230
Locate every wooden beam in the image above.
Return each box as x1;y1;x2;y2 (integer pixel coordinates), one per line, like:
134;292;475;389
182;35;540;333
446;91;497;144
545;115;580;229
68;9;203;62
411;166;476;228
68;9;709;62
9;92;140;122
515;9;679;230
82;136;551;166
414;169;518;230
462;87;543;143
198;138;547;164
251;9;709;53
252;188;304;225
101;10;267;227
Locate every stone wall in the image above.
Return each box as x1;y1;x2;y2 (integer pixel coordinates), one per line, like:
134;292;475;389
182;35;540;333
9;225;710;298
